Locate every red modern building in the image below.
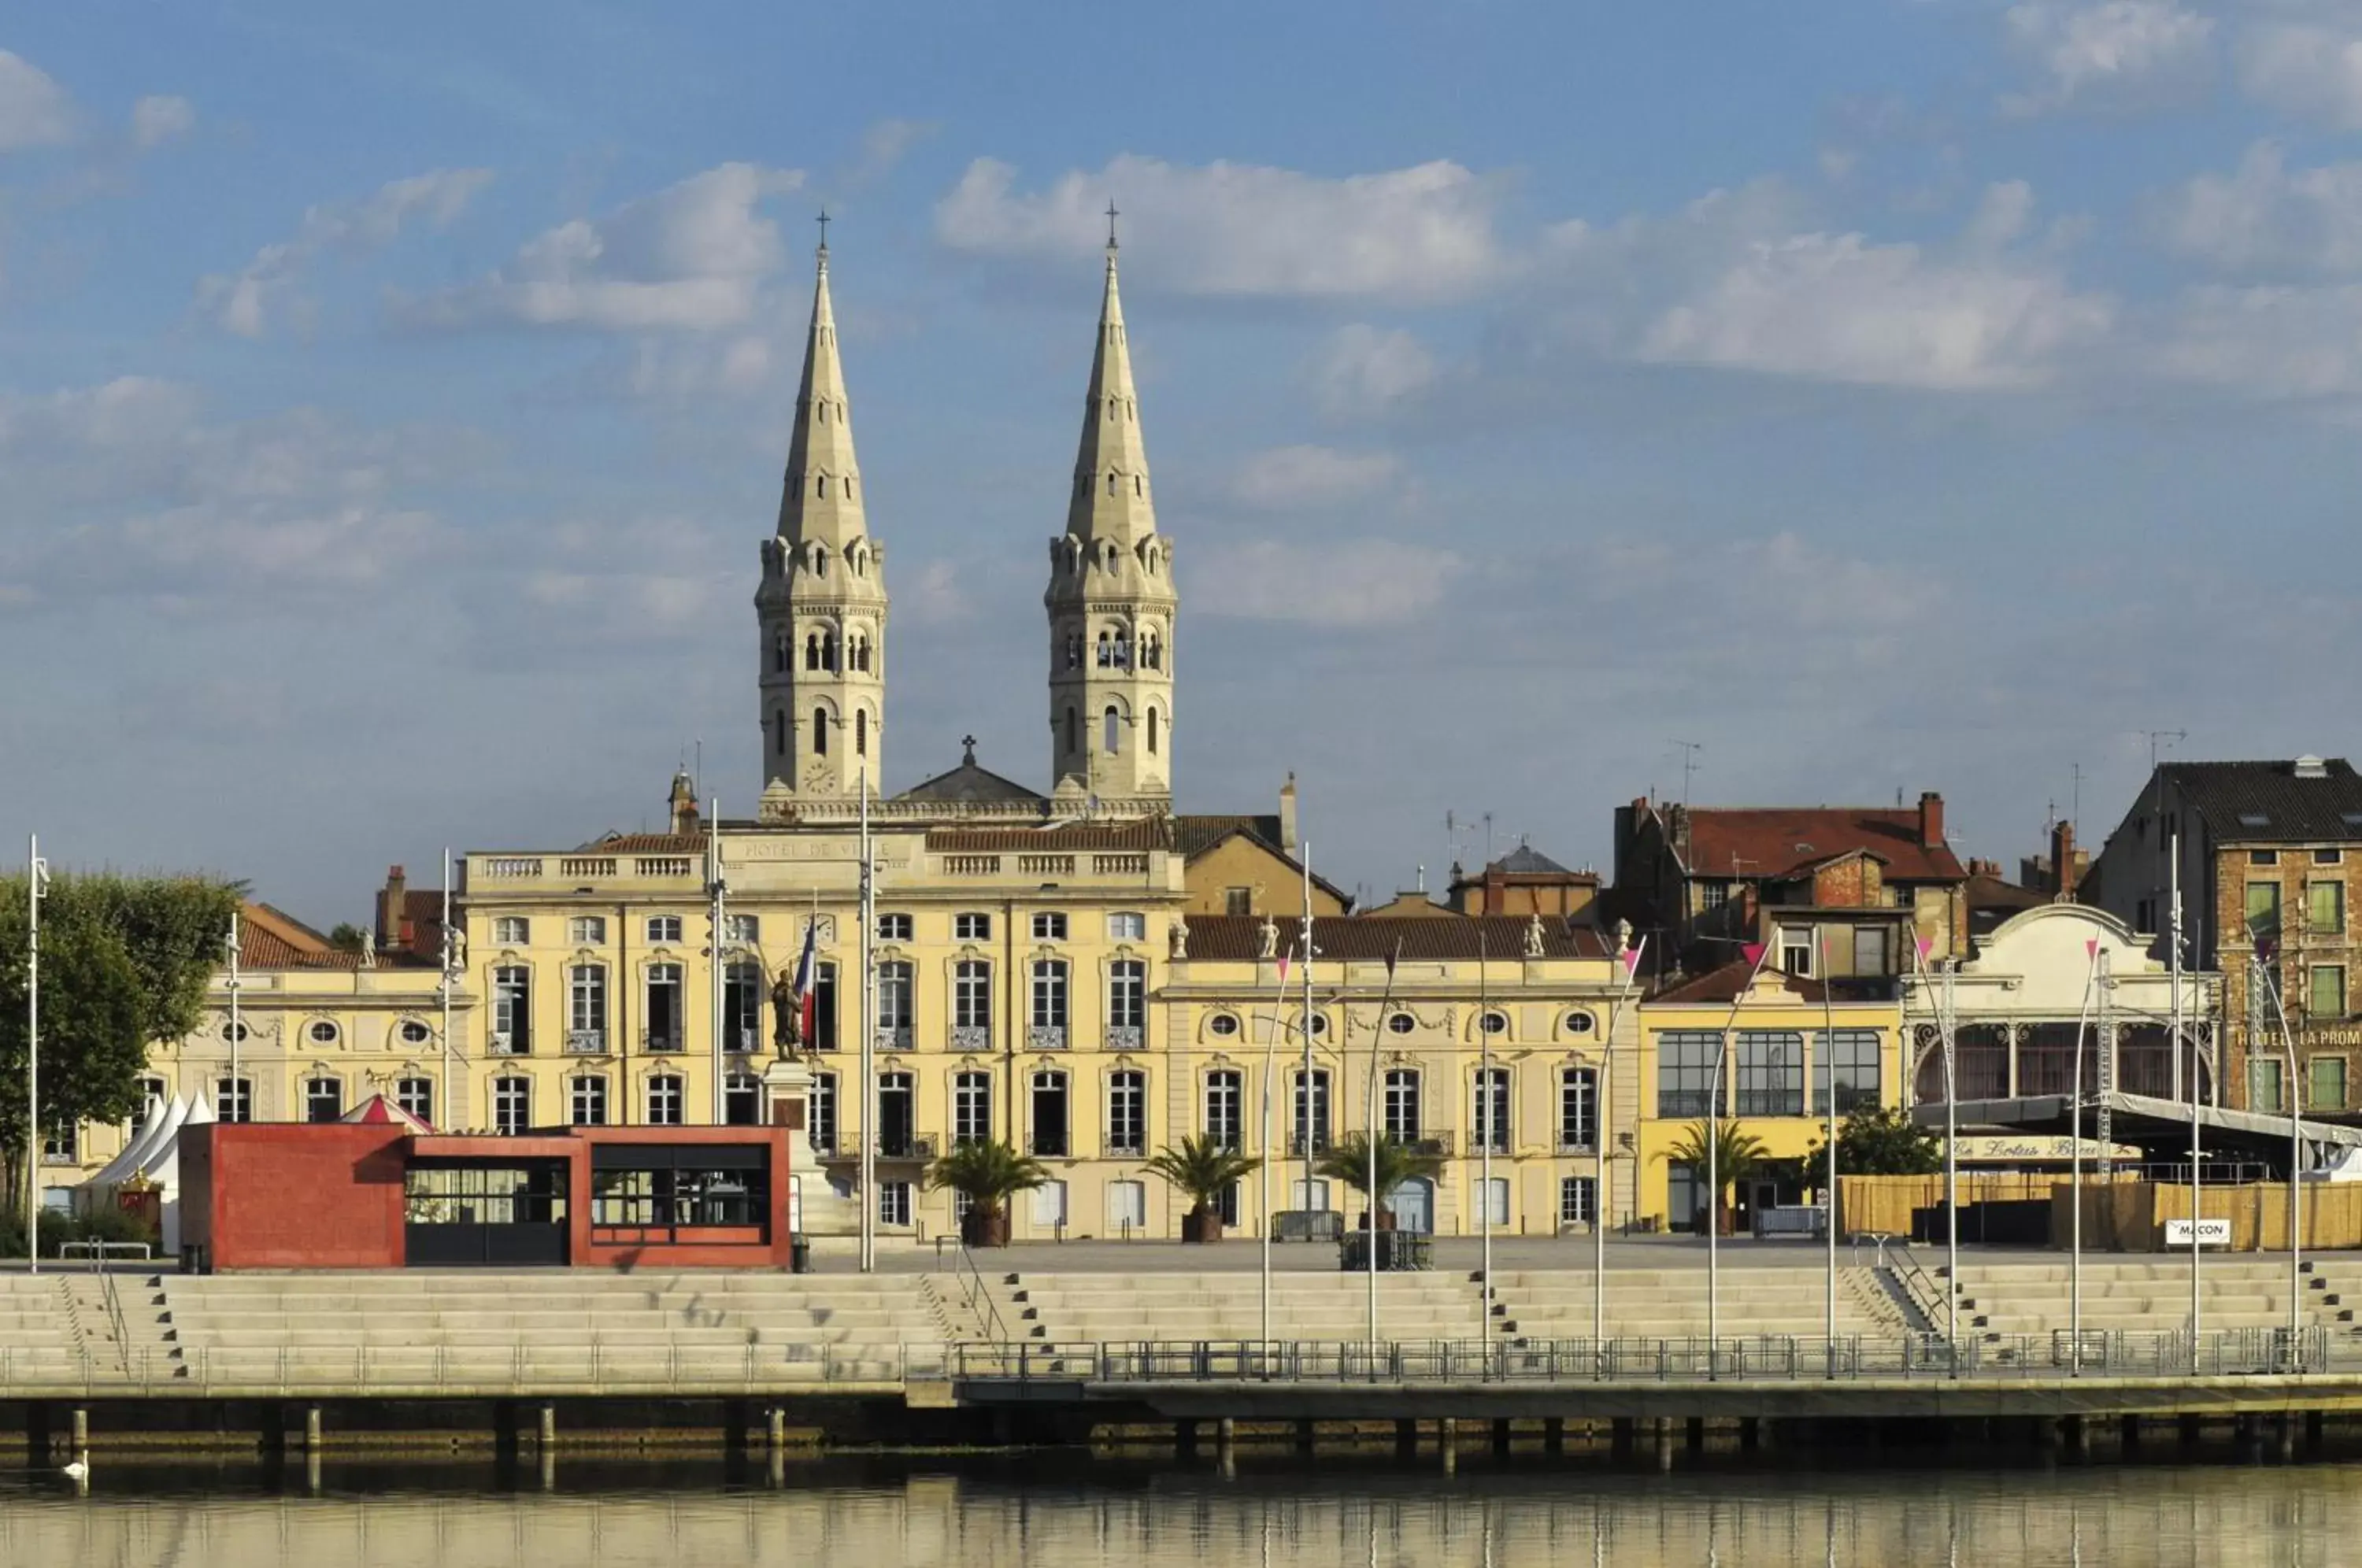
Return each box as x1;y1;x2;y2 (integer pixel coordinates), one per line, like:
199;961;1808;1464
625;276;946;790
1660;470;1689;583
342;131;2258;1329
178;1115;794;1271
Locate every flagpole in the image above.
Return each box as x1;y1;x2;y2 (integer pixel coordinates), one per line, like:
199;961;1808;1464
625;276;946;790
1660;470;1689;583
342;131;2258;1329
2267;957;2303;1363
1365;941;1404;1352
1819;926;1838;1375
2069;940;2101;1375
1478;923;1494;1349
439;849;454;1130
1257;941;1296;1352
708;801;726;1127
2175;833;2199;1367
1597;936;1645;1348
24;834;44;1271
227;904;242;1122
1708;939;1773;1374
859;775;876;1275
1300;847;1317;1225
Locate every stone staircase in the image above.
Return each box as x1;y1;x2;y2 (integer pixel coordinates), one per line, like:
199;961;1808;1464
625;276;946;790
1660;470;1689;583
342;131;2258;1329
993;1269;1482;1342
1486;1265;1911;1341
1944;1258;2338;1342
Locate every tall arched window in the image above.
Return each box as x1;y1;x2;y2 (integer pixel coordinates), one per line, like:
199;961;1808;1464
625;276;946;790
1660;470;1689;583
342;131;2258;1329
1096;631;1115;668
816;475;827;498
773;631;788;674
805;632;821;671
772;710;787;756
855;709;868;756
1064;707;1078;756
813;710;829;757
1141;630;1161;670
1148;708;1160;755
821;632;838;671
1103;706;1120;756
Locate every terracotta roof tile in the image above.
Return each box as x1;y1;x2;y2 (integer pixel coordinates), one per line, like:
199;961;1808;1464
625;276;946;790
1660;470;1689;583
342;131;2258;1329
1181;914;1610;963
1682;808;1965;882
1645;957;1834;1007
579;832;708;854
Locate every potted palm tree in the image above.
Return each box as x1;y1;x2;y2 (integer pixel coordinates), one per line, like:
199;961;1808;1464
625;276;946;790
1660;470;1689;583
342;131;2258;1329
1316;1131;1446;1233
1142;1135;1262;1243
1665;1120;1770;1237
927;1140;1049;1248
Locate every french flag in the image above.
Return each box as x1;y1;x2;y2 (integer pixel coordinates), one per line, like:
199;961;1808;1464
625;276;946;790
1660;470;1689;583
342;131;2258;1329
791;920;819;1044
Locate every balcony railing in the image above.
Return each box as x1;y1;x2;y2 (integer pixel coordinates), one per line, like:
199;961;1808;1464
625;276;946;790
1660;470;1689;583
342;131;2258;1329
1018;854;1075;877
565;1030;608;1055
1468;1131;1512;1155
635;856;694;877
1104;1139;1146;1159
871;1134;936;1161
950;1025;991;1052
488;1033;530;1057
944;856;1001;876
1412;1133;1453;1156
561;856;617;878
1556;1132;1598;1156
1094;853;1149;875
483;857;543;878
1288;1132;1334;1156
1028;1024;1068;1051
875;1026;913;1052
1103;1025;1143;1052
643;1033;683;1054
1027;1137;1072;1159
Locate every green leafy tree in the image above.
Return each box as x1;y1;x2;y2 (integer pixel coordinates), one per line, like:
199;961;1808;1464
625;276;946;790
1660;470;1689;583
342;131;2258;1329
0;871;240;1211
1805;1104;1944;1178
1666;1120;1771;1234
327;923;369;954
1315;1131;1445;1210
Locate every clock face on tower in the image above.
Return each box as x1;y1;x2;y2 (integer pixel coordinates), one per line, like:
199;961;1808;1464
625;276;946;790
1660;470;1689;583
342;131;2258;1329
802;760;835;793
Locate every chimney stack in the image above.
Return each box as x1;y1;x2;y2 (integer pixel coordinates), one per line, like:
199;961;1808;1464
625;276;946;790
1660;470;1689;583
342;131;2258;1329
1279;772;1300;856
668;770;701;836
2052;819;2079;900
1918;792;1945;851
377;865;407;953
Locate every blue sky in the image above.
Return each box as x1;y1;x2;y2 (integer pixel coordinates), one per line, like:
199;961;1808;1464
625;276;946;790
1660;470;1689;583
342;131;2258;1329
7;1;2362;922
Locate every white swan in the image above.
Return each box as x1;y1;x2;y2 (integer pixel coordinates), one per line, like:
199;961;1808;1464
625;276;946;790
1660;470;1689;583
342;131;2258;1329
59;1452;87;1482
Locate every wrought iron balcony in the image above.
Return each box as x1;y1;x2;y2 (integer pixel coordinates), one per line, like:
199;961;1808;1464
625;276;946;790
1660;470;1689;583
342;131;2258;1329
1468;1130;1512;1155
642;1032;684;1054
1412;1133;1453;1157
1028;1024;1068;1051
1556;1133;1598;1156
872;1133;937;1162
488;1033;530;1057
1287;1131;1334;1156
875;1026;913;1052
1103;1025;1143;1052
565;1030;607;1056
950;1025;991;1052
1103;1139;1146;1159
1027;1135;1072;1159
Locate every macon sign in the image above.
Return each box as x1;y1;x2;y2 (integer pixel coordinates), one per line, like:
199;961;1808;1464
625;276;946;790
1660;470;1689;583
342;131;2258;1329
2165;1218;2231;1247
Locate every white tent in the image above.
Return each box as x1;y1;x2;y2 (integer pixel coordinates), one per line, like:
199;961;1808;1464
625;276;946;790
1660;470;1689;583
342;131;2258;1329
80;1094;185;1202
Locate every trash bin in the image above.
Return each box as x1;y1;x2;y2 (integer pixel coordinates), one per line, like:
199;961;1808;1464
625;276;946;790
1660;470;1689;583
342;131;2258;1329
790;1237;813;1274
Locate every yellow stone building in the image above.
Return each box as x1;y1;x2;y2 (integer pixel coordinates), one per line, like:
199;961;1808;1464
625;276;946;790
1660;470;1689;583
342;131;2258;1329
1632;960;1907;1233
61;229;1657;1244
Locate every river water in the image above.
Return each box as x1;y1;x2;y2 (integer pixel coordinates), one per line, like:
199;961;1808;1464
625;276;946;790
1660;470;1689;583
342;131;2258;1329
0;1453;2345;1566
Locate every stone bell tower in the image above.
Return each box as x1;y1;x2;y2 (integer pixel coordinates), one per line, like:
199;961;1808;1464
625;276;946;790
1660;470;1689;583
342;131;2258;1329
757;224;888;808
1046;213;1176;806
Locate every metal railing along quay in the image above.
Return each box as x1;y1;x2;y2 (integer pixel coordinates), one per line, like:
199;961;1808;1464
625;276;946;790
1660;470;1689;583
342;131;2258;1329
0;1341;949;1398
950;1327;2348;1385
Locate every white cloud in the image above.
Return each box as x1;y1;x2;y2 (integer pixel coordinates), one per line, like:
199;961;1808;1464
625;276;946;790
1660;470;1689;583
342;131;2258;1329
2151;283;2362;400
196;168;494;337
129;94;194;150
1194;538;1462;628
846;117;935;186
0;376;476;601
903;559;972;627
936;154;1504;301
1546;180;2112;391
398;162;802;333
2238;22;2362;129
2158;142;2362;275
1307;325;1438;418
2001;0;2215;115
1231;446;1401;509
0;50;75;151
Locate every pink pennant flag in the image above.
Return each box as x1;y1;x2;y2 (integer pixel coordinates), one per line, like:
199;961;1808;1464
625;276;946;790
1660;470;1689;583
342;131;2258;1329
2085;938;2100;959
1742;941;1766;967
1916;935;1933;960
1620;948;1642;978
1276;952;1290;983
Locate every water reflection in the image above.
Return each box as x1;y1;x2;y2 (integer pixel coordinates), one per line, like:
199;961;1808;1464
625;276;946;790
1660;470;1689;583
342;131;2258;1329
0;1456;2338;1567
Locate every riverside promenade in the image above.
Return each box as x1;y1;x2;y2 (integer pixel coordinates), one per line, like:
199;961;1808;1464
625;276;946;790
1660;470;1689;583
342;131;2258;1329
6;1237;2362;1456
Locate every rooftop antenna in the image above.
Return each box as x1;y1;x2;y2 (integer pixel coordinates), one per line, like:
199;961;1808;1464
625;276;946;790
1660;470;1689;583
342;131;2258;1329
2071;760;2082;830
1668;740;1702;811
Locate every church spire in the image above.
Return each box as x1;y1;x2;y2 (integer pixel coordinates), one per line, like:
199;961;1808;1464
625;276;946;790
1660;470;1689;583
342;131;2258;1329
776;220;865;548
1046;210;1176;805
1064;216;1155;545
757;217;888;809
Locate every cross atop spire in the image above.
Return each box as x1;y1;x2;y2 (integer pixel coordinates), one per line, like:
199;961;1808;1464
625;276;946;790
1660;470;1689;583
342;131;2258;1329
816;206;831;259
1105;199;1119;250
772;232;864;548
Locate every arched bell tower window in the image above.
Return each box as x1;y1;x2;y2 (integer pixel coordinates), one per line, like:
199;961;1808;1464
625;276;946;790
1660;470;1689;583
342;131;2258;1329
813;710;829;757
1065;707;1079;756
1103;705;1120;756
1149;708;1161;755
805;632;821;671
1096;631;1116;669
855;710;868;756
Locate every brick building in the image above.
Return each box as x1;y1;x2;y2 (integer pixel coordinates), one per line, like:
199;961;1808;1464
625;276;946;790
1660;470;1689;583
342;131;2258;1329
2086;756;2362;1113
1612;793;1969;997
